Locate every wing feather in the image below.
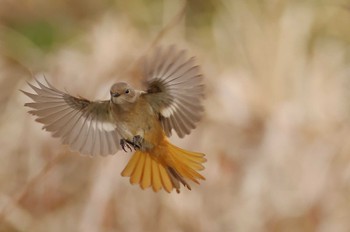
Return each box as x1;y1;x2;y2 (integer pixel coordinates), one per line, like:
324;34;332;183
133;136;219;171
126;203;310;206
22;78;120;156
142;46;204;138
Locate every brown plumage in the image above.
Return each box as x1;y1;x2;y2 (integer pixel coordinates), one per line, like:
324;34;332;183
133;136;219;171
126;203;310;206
22;45;206;193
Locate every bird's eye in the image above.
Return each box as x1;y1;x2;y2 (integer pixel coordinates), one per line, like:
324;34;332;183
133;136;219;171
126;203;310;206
125;89;130;94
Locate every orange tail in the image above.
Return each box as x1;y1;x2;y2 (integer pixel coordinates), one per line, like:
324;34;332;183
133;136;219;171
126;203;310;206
121;139;206;193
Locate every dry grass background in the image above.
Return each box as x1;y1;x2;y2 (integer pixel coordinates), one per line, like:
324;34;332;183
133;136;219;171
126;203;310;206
1;0;350;231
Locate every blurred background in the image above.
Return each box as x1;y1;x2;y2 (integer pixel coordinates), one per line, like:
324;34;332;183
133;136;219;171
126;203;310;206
1;0;350;231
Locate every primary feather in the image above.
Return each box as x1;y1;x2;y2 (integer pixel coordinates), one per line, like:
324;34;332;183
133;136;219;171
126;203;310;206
21;78;120;156
143;45;205;138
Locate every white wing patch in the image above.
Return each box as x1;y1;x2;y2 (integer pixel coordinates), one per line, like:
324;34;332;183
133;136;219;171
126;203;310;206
93;120;116;131
144;46;205;138
160;102;178;118
22;78;121;156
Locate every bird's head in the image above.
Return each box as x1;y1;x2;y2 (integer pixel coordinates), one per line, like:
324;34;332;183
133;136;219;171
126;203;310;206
110;82;137;105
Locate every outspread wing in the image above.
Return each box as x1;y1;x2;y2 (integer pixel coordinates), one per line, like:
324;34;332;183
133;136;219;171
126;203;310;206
21;78;121;156
142;45;204;138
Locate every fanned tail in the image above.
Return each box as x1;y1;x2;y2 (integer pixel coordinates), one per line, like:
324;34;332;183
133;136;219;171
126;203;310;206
121;139;206;193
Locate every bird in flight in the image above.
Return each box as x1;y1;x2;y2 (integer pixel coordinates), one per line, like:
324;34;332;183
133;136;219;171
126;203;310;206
21;45;206;193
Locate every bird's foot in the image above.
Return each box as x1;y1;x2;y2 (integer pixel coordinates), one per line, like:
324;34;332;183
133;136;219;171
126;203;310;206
132;135;143;150
120;136;144;152
120;139;133;152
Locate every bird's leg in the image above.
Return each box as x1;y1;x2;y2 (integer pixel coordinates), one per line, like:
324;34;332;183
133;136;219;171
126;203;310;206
132;135;144;150
120;136;144;152
120;139;133;152
120;137;143;152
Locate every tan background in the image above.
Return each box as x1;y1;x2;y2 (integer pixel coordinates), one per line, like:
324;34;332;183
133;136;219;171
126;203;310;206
1;0;350;231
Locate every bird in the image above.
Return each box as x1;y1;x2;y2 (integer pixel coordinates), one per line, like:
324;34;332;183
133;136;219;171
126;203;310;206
21;45;206;193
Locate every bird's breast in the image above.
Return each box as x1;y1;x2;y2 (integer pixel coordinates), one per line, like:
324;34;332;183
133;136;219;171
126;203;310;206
113;100;162;146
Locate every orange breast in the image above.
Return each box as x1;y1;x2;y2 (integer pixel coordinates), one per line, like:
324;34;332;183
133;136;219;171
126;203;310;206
112;96;164;149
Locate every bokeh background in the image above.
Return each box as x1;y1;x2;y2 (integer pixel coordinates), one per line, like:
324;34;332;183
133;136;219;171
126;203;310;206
1;0;350;231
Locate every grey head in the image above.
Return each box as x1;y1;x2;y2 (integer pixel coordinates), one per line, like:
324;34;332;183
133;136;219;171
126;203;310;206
110;82;138;105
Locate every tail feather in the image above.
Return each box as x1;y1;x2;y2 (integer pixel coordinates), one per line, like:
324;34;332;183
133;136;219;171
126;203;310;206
167;167;190;192
140;154;152;189
150;157;162;192
121;139;206;193
172;152;205;171
167;144;206;182
158;164;173;193
121;150;141;177
170;152;206;178
130;152;145;184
